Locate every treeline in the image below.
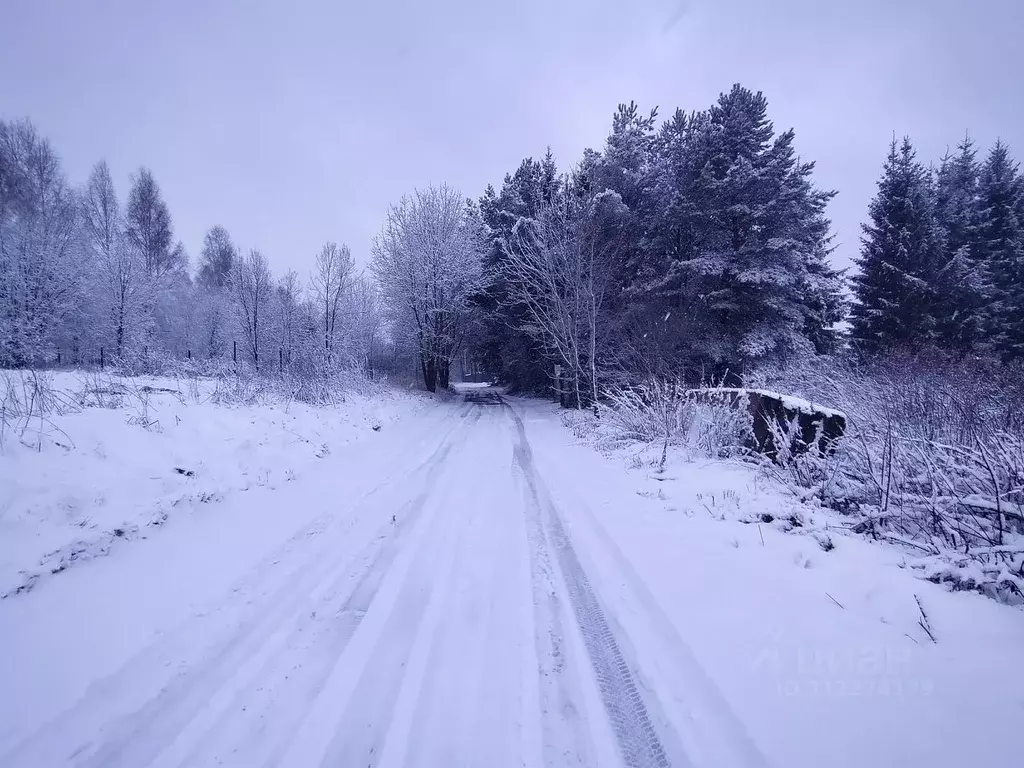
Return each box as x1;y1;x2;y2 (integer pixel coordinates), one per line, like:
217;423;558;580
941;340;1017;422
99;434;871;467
474;85;1024;401
476;85;846;399
853;137;1024;358
0;119;383;375
5;85;1023;398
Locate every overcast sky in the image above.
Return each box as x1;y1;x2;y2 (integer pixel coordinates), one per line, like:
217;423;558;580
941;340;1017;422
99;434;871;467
2;0;1022;279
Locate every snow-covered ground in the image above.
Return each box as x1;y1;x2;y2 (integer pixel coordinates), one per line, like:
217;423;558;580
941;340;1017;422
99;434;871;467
0;372;426;597
0;382;1021;767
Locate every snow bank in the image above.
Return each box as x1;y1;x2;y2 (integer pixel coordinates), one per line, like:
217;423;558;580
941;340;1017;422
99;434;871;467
0;370;427;597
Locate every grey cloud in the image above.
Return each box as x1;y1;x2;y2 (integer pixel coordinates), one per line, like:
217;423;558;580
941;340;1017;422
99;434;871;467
2;0;1021;277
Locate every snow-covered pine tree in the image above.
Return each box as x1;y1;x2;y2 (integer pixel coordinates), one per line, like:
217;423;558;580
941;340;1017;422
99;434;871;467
851;137;941;354
931;136;985;354
638;85;843;378
613;107;705;378
585;103;661;378
976;140;1024;361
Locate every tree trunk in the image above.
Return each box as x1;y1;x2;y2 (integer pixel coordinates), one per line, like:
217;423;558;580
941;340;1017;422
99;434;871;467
589;308;599;418
438;359;450;390
422;354;437;392
116;316;124;358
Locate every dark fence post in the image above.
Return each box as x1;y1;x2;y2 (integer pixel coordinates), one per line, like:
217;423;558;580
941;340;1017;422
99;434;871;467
279;348;283;373
187;349;191;361
57;350;61;366
233;341;237;363
100;347;105;370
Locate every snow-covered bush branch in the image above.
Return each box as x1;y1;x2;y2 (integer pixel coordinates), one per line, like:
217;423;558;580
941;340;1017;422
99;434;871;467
751;355;1024;602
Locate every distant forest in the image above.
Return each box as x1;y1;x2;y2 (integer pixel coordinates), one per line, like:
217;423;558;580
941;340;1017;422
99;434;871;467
3;84;1023;399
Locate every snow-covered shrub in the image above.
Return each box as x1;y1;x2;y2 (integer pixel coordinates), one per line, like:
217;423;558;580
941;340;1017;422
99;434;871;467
602;379;694;446
752;354;1024;603
208;367;271;406
689;400;751;458
759;409;845;504
74;371;128;409
0;369;77;451
600;379;750;468
560;408;597;441
170;356;237;380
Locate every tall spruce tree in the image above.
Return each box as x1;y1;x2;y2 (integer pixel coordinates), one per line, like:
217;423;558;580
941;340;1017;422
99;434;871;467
977;140;1024;360
851;137;941;353
476;87;844;387
635;85;843;378
932;136;984;353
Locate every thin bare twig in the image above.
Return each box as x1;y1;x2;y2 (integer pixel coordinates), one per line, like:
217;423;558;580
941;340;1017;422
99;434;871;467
915;594;936;643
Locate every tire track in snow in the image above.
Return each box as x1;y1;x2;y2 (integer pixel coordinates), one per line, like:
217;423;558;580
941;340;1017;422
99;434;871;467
391;405;524;768
230;415;483;768
151;431;470;768
287;419;481;767
75;416;471;768
524;441;771;768
514;426;596;766
506;401;673;768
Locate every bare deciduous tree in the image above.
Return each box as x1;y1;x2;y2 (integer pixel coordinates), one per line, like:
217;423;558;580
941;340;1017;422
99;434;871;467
344;274;383;373
198;288;229;359
197;225;236;290
371;185;487;392
231;248;273;370
125;167;182;282
502;187;624;410
0;119;82;366
83;161;145;357
310;241;354;363
276;268;302;366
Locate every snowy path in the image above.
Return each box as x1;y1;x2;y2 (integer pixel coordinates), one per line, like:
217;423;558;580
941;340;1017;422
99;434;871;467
1;391;1022;767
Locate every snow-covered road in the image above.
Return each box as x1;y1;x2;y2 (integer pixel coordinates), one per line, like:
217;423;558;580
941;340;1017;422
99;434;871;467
1;390;1021;767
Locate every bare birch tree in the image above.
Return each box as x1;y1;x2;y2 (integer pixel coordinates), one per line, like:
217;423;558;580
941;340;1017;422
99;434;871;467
276;268;302;366
83;161;145;358
310;241;354;364
125;168;178;282
231;248;273;370
345;273;383;372
371;185;487;392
